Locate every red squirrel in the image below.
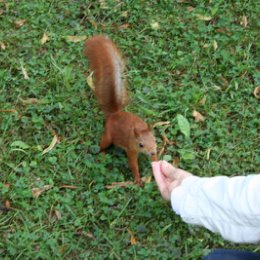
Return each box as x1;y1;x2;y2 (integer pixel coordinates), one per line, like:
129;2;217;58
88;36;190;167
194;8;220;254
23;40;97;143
84;35;157;185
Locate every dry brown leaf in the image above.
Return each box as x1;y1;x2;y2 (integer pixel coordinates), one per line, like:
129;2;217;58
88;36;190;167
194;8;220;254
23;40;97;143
42;135;60;155
118;23;130;30
55;210;62;220
241;15;248;28
128;229;137;245
4;183;10;188
0;109;18;113
60;185;78;189
187;6;194;12
196;14;212;21
0;9;4;15
14;19;26;28
198;95;207;106
0;41;6;50
40;32;49;44
220;76;229;87
105;181;134;189
4;200;11;209
87;72;95;90
32;185;53;198
66;35;87;43
172;157;180;167
192;110;205;122
20;97;40;105
253;87;260;99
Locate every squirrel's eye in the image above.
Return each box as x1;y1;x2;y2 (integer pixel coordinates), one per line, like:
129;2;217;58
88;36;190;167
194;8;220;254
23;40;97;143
139;143;144;148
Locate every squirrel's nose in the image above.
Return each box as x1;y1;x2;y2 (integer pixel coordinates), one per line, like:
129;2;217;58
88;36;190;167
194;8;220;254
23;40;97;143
150;152;157;161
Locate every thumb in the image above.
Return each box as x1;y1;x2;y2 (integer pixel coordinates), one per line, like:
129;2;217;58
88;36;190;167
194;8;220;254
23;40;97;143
160;160;179;181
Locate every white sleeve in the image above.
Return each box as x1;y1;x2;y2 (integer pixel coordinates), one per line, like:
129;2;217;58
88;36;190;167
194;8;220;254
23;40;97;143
171;175;260;243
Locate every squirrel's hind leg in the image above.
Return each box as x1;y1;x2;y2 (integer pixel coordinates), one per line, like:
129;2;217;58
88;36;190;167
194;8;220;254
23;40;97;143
100;131;112;152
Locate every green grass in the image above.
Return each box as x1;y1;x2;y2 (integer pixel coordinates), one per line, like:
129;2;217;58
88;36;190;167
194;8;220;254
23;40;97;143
0;0;259;259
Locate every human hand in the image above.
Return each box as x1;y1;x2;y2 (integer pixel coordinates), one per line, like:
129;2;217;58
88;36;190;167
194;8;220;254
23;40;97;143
151;160;193;200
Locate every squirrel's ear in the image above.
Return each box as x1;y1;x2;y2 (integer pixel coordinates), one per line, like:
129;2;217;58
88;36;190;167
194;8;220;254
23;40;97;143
133;128;140;138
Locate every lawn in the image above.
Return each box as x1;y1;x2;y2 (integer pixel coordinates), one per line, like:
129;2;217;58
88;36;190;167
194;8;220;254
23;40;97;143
0;1;259;259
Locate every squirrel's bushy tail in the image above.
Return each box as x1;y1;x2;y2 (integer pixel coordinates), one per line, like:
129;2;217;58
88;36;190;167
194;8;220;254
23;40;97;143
84;35;129;116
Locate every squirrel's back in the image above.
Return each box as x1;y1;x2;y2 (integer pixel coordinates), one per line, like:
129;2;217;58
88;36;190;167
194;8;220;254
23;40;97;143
84;35;129;115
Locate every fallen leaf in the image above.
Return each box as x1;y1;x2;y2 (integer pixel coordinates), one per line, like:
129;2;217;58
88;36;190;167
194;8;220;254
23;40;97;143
241;15;248;28
60;185;78;189
172;157;180;167
121;11;128;17
206;148;211;160
55;210;61;220
192;110;205;122
19;97;40;104
118;23;130;29
220;76;229;87
4;183;10;188
14;19;26;28
0;41;6;50
0;9;4;15
40;32;49;44
66;35;87;43
32;185;53;198
21;64;29;79
106;181;134;189
187;6;194;12
42;135;60;155
151;21;160;29
86;18;98;29
196;14;212;21
253;87;260;99
213;40;218;50
152;121;170;128
4;200;11;209
87;72;95;90
198;95;207;106
141;175;152;184
0;109;18;113
128;229;137;245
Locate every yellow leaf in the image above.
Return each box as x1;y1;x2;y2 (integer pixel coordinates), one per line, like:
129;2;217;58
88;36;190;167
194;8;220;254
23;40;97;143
87;72;95;91
42;135;60;155
21;64;29;79
152;121;170;128
196;14;212;21
141;175;152;184
0;41;6;50
241;15;248;28
32;185;53;198
151;21;160;29
40;33;49;44
66;35;87;43
253;87;260;99
192;110;205;122
213;40;218;51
